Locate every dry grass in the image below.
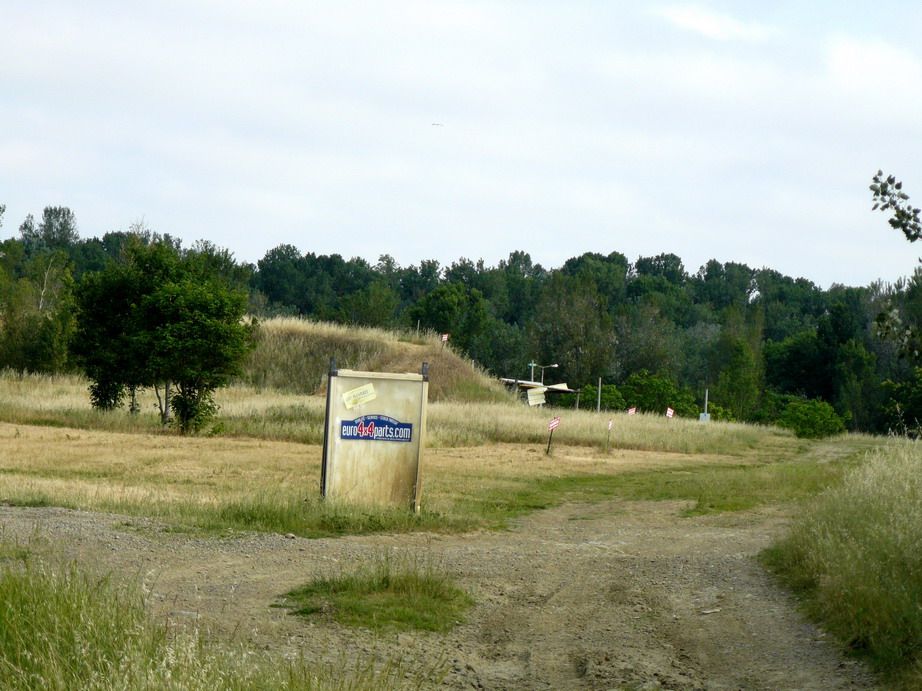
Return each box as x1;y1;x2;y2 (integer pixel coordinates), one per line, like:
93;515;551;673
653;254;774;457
240;317;511;402
0;369;794;457
764;439;922;683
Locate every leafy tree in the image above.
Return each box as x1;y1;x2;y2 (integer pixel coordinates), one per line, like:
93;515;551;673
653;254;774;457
527;274;616;388
691;260;754;311
498;251;545;326
618;369;697;417
881;368;922;434
141;278;253;433
560;251;628;311
72;238;255;431
714;337;761;419
0;251;75;374
871;170;922;241
614;303;683;381
765;330;829;399
338;280;399;328
467;317;529;378
408;282;488;352
19;207;79;256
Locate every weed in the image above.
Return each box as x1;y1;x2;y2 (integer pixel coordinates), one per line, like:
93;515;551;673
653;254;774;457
282;548;473;633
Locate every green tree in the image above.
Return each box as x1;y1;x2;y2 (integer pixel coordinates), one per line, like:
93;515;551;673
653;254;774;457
618;369;697;417
0;251;75;373
527;274;616;388
337;280;399;328
72;238;255;432
408;283;488;352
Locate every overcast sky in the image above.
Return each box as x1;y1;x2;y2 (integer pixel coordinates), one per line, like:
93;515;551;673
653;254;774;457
3;1;922;288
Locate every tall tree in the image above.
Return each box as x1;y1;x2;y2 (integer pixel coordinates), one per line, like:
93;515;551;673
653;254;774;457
72;237;255;431
528;274;616;388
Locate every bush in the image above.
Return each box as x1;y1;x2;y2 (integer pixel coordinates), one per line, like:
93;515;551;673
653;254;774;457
777;398;846;439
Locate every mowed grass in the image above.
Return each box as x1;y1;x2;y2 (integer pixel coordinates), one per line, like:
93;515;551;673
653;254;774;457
0;412;866;538
0;370;862;538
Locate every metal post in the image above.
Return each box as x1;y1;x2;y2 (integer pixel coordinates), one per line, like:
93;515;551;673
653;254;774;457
597;377;602;413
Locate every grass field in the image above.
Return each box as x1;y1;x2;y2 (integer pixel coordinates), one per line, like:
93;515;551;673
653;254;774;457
1;368;919;686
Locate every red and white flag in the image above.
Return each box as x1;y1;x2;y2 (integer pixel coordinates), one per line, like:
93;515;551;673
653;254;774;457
665;407;675;418
441;333;449;342
608;418;613;431
548;416;560;431
627;407;637;415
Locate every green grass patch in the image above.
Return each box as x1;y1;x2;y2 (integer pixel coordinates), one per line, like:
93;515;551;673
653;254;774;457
281;549;473;633
450;446;868;528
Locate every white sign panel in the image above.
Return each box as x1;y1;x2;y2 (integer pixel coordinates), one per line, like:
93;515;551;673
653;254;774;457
321;364;428;512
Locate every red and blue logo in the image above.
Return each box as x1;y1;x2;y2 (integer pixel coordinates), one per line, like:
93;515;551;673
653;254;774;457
341;415;413;442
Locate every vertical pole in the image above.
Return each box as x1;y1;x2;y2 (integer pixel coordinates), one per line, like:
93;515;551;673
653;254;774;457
704;388;709;414
597;377;602;413
575;390;580;409
320;357;337;498
546;428;554;455
529;363;535;381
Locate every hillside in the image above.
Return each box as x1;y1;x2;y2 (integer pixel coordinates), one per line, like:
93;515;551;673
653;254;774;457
238;317;512;403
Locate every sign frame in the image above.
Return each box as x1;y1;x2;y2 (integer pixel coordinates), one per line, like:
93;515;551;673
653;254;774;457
321;359;428;512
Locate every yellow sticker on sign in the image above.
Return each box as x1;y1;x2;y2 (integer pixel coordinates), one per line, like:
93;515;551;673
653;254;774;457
343;383;377;409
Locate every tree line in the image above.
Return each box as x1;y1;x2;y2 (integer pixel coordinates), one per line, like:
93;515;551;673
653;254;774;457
2;198;921;435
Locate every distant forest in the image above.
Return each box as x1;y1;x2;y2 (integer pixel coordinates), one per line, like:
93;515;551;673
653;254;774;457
2;203;922;435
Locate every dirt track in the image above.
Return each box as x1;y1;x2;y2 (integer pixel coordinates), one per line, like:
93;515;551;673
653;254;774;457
0;492;878;690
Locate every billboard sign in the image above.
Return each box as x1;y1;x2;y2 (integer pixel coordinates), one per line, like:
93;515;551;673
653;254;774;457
321;361;428;512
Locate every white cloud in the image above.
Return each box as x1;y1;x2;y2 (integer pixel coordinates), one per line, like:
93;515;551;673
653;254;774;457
826;35;922;93
655;5;777;42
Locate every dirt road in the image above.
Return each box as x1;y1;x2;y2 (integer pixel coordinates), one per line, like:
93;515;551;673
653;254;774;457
0;493;877;690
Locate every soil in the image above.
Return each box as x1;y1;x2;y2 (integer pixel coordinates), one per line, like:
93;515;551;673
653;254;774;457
0;455;880;690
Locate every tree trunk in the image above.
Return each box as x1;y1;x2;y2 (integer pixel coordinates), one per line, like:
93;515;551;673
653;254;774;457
154;381;172;425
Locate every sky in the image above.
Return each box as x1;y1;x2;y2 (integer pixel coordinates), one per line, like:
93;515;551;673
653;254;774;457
3;1;922;288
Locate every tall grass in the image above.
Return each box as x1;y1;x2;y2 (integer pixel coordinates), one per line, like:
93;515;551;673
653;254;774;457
428;400;796;455
238;317;511;402
0;369;791;456
762;439;922;685
0;550;439;689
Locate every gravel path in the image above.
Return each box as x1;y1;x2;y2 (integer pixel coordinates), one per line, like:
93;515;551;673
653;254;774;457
0;500;878;690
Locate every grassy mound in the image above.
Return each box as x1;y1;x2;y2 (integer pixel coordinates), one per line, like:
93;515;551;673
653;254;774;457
240;317;512;403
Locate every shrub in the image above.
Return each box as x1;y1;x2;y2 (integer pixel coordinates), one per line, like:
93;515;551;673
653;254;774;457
777;398;846;439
